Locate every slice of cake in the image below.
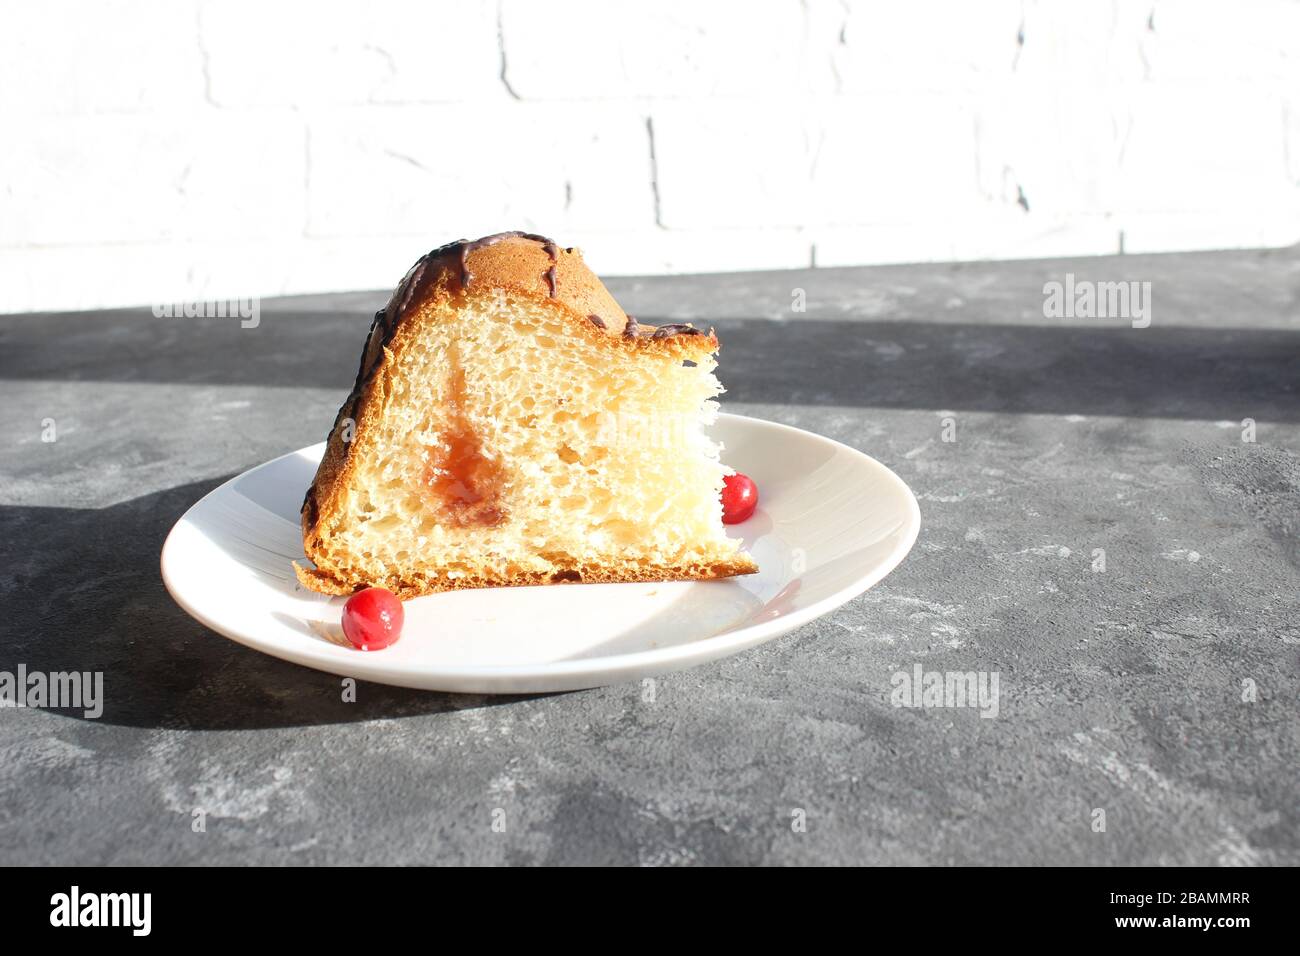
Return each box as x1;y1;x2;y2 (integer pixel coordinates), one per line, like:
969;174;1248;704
296;231;758;598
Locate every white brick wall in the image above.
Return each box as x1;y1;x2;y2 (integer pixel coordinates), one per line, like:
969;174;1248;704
2;0;1297;313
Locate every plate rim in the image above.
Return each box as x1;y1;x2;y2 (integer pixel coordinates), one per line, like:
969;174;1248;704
161;412;921;688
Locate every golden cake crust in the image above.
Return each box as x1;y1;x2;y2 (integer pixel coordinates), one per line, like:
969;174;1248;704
296;232;753;598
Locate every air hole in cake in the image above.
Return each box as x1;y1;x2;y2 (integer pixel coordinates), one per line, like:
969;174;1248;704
368;514;401;533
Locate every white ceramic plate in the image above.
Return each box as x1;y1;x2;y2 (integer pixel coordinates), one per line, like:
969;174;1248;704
161;413;919;693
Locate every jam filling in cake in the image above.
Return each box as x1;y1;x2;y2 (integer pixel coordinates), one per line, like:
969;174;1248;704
419;347;507;529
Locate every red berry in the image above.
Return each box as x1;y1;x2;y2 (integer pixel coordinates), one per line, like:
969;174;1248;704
721;472;759;524
341;587;404;651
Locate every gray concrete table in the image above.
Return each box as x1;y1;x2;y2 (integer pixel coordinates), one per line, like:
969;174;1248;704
2;248;1297;865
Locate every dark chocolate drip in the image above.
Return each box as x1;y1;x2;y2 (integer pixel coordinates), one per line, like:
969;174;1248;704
304;304;392;515
587;314;607;329
391;260;429;319
650;323;705;339
331;310;385;435
384;236;468;326
622;316;640;339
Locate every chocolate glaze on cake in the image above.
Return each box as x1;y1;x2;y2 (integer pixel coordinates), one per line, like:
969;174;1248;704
387;231;555;325
388;233;700;345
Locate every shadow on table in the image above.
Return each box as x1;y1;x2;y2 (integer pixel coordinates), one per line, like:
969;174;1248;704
0;477;546;730
2;313;1296;422
715;320;1300;423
